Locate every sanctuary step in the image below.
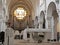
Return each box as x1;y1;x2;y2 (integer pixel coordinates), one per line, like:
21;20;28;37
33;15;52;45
14;41;60;45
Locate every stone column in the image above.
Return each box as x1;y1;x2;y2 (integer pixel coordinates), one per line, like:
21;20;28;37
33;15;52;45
51;17;54;39
45;12;48;29
1;0;7;31
58;11;60;42
46;17;52;39
23;29;27;40
38;16;40;29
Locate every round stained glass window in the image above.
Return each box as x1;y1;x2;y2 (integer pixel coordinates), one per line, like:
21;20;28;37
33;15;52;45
14;8;27;19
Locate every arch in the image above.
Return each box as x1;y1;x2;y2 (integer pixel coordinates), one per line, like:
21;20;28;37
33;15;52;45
8;0;33;14
40;11;45;29
8;0;34;21
7;0;34;30
47;2;57;17
47;2;59;40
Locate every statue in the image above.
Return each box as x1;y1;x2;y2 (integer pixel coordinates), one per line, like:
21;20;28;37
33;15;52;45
34;16;39;28
5;21;14;45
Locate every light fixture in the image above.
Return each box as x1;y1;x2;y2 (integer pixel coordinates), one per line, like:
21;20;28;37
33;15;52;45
14;7;27;20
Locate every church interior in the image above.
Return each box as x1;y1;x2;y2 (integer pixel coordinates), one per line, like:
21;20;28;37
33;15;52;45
0;0;60;45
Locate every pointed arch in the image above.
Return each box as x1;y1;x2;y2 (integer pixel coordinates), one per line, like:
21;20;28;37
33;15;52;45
40;11;45;29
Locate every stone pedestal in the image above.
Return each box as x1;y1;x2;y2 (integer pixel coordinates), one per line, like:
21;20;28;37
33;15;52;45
29;33;34;42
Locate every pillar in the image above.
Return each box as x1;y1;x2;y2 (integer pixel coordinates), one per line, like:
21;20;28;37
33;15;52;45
23;29;27;40
58;11;60;42
45;15;52;40
51;17;54;39
45;12;48;29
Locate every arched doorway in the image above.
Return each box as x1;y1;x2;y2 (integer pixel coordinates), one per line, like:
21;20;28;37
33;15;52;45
47;2;59;40
40;11;45;29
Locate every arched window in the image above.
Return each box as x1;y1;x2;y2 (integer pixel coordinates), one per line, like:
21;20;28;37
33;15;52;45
14;7;27;20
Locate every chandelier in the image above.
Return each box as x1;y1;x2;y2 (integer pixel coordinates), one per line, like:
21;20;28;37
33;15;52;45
14;7;27;19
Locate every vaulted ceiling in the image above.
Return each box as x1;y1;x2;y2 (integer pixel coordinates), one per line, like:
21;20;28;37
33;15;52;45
5;0;40;31
6;0;39;11
6;0;35;30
